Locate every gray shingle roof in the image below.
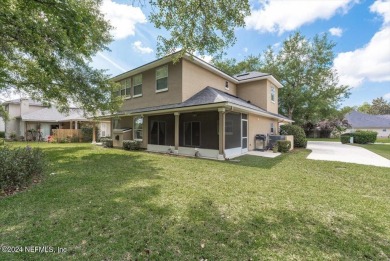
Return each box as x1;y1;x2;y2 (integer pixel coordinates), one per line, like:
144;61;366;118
120;86;291;121
21;107;87;122
345;111;390;128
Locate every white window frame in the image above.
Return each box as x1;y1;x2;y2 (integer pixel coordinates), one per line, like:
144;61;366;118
133;116;143;141
133;74;142;98
271;85;275;103
156;65;168;93
119;79;131;99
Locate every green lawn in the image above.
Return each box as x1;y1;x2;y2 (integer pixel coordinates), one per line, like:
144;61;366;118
353;144;390;160
1;143;389;260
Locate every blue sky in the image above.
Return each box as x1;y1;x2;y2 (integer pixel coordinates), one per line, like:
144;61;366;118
92;0;390;108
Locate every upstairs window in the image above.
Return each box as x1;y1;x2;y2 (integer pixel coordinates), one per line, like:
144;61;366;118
225;81;229;90
156;65;168;92
133;74;142;97
270;122;274;133
271;85;275;103
116;79;131;98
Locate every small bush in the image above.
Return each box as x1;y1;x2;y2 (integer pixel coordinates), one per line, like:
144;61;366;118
100;137;113;148
81;127;100;142
280;125;307;148
0;146;46;194
123;140;141;150
340;134;350;144
277;140;291;153
0;131;5;138
341;131;377;144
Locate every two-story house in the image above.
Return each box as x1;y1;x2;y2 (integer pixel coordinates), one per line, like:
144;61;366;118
107;52;292;159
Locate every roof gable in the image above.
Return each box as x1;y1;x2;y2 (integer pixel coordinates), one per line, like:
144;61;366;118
345;111;390;128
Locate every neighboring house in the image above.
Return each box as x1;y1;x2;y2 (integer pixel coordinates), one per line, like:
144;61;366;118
345;111;390;138
103;52;292;159
2;98;111;140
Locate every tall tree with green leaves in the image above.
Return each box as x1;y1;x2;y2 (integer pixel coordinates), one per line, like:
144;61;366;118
0;0;120;116
212;55;261;75
259;32;350;125
149;0;250;58
368;97;390;115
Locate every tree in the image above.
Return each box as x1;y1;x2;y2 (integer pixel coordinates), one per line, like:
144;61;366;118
212;55;261;75
212;32;350;125
1;0;120;116
259;32;350;125
149;0;250;58
357;102;371;113
368;97;390;114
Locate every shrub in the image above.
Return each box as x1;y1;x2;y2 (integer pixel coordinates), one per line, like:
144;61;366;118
100;137;113;148
277;140;291;153
123;140;142;150
0;146;46;194
340;134;350;144
341;131;377;144
280;125;307;148
81;127;100;142
0;131;5;138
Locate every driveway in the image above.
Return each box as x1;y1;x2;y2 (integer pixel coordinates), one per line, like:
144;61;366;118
307;141;390;168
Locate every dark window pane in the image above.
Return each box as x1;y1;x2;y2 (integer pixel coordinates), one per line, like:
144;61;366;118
242;114;248;120
126;88;131;96
158;122;166;145
242;121;247;138
134;85;142;96
192;122;200;146
121;89;125;96
184;122;191;146
150;121;158;144
157;77;168;90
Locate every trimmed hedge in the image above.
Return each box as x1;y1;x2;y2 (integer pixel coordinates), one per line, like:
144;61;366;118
123;140;142;150
280;125;307;148
100;137;113;148
340;131;377;144
0;146;46;194
277;140;291;153
0;131;5;138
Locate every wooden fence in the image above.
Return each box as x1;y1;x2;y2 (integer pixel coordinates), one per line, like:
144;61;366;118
52;129;82;142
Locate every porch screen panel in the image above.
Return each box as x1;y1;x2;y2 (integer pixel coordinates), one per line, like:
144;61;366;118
179;111;218;149
148;115;174;145
225;112;241;149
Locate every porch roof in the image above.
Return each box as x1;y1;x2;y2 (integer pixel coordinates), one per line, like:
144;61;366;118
118;86;292;122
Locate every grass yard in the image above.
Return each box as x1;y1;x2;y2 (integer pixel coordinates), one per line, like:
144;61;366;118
1;143;389;260
353;143;390;160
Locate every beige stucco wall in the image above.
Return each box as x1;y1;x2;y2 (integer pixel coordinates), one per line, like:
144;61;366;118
120;61;183;111
248;114;278;150
182;59;236;101
236;80;278;114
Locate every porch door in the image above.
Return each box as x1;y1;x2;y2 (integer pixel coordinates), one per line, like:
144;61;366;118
241;114;248;153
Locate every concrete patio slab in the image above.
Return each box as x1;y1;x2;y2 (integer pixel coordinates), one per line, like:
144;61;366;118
307;141;390;168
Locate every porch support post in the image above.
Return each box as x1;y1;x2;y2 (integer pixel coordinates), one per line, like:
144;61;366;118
218;108;225;159
174;112;180;153
70;121;73;129
75;121;78;130
92;121;96;144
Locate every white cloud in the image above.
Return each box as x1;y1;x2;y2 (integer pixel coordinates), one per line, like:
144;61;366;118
329;27;343;37
334;0;390;88
383;92;390;100
132;41;153;54
199;55;213;63
245;0;357;34
100;0;146;40
243;47;248;53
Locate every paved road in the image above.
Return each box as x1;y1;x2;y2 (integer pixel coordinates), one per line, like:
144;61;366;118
307;141;390;168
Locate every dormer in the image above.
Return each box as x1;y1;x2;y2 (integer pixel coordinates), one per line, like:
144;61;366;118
235;72;282;114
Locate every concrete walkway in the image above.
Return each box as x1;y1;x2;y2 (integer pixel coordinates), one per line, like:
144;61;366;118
307;141;390;168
